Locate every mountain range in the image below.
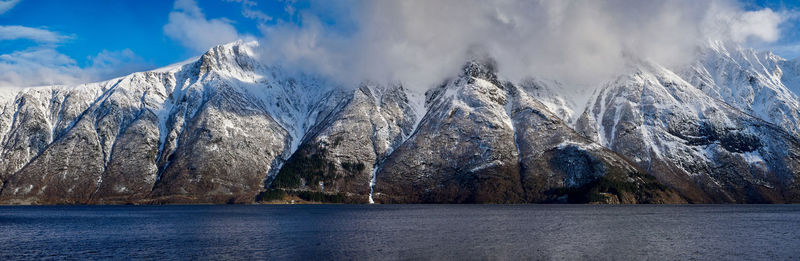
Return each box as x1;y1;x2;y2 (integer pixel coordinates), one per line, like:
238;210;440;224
0;41;798;204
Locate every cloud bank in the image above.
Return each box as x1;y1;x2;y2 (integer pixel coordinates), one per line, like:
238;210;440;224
0;0;791;89
0;23;149;88
255;0;791;91
0;1;151;88
0;47;149;88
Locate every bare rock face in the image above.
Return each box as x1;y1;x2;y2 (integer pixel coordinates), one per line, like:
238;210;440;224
576;63;800;203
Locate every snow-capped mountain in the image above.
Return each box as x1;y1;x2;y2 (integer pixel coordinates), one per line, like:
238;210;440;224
576;61;800;203
0;41;330;204
269;82;419;203
375;60;681;203
681;41;800;137
0;40;798;204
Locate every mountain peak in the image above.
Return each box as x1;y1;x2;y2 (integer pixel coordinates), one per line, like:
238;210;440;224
197;40;260;74
460;57;504;89
462;57;498;78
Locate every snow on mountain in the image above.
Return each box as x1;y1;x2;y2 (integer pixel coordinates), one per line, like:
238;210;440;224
267;82;419;203
576;60;800;203
681;40;800;136
0;40;431;204
515;78;580;123
0;41;329;203
0;40;798;204
373;59;681;203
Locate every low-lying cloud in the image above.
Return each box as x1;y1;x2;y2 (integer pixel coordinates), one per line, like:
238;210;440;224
1;0;790;90
0;47;149;88
255;0;792;91
0;24;149;88
0;2;150;88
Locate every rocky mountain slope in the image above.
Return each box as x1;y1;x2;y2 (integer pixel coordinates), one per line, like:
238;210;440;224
268;83;419;203
681;41;800;137
0;42;324;204
0;41;797;204
575;62;800;203
373;60;681;203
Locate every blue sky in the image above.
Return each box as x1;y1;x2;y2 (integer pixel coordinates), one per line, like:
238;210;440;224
0;0;317;86
0;0;287;67
741;0;800;56
1;0;800;88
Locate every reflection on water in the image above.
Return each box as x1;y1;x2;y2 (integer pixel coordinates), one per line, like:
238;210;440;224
1;205;799;260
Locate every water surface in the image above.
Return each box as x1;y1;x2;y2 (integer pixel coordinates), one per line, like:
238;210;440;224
1;205;798;260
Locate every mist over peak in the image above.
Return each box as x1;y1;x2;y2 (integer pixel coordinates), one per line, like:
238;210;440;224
253;0;789;93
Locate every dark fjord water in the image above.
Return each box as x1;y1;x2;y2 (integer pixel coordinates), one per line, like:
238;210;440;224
1;205;799;260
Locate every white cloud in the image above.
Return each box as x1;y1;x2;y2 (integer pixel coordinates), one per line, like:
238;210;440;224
241;8;272;23
224;0;273;23
164;0;243;52
0;23;149;88
255;0;791;91
0;5;150;88
0;0;20;15
283;1;296;16
0;25;70;43
84;49;150;81
702;2;786;44
729;9;783;42
0;48;85;87
0;47;149;88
